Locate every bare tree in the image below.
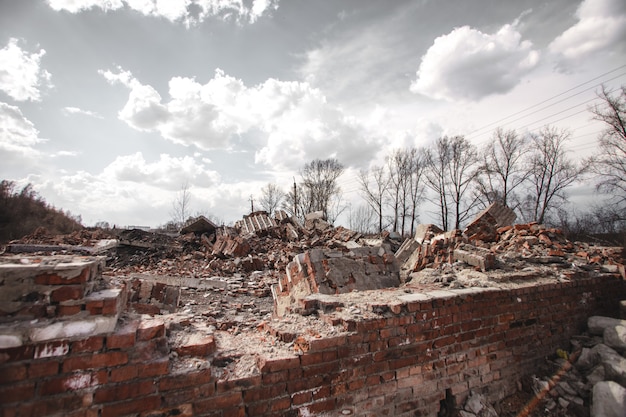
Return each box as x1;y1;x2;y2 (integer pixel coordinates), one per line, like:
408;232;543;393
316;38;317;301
326;193;348;225
424;136;480;231
588;85;626;214
300;158;344;220
348;204;376;234
170;182;192;227
259;183;285;216
386;149;416;235
282;182;308;224
521;126;585;224
358;165;389;233
476;128;529;212
424;138;450;231
407;148;427;236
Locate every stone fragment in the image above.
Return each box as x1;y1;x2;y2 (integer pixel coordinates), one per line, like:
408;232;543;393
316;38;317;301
603;353;626;387
453;248;496;271
591;381;626;417
603;324;626;353
273;246;400;316
588;316;626;335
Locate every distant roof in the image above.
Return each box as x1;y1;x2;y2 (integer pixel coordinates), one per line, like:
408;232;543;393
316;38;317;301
180;216;218;234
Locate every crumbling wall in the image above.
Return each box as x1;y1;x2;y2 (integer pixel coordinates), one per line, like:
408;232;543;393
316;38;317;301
1;273;624;417
273;247;400;316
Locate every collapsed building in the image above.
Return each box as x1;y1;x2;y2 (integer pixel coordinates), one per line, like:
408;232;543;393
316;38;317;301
1;203;625;416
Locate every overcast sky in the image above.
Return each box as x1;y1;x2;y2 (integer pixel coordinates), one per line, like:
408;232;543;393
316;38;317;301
1;0;625;228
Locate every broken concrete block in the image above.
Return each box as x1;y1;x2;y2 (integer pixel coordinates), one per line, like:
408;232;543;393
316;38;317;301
274;246;401;316
453;248;496;271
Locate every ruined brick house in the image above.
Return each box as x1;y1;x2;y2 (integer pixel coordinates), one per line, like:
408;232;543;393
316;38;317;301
1;204;625;416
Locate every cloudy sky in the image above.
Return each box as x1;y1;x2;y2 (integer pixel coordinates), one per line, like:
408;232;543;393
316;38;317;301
1;0;625;228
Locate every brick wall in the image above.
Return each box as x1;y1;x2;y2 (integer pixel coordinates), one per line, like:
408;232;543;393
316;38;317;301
1;274;624;417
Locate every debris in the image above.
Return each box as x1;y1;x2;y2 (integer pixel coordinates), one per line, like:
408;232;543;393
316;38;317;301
180;215;217;235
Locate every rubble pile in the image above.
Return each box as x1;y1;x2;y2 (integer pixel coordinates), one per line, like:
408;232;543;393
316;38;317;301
273;246;401;316
1;203;625;417
397;203;625;288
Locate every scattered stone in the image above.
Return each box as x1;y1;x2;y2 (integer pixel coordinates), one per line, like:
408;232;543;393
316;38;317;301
591;381;626;417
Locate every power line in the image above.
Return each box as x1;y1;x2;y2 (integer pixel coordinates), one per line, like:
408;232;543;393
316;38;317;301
465;64;626;139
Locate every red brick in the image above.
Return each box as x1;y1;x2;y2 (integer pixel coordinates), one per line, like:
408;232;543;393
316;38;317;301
312;385;331;401
433;335;456;348
110;364;139;382
271;396;291;411
35;268;89;285
102;297;119;315
302;362;338;379
107;320;138;349
174;335;216;357
195;392;242;412
63;351;128;372
57;304;83;316
0;363;27;384
292;390;312;405
138;358;170;377
0;345;34;362
287;376;323;393
368;380;397;397
136;319;165;341
223;407;246;417
50;286;84;302
243;384;286;403
141;404;192;417
101;395;161;417
39;371;100;395
85;299;104;315
257;356;300;372
306;398;336;414
262;369;289;384
29;360;60;378
308;335;346;351
398;374;424;389
94;380;156;403
72;336;104;354
348;378;365;390
300;351;330;366
158;370;212;391
245;402;268;415
216;375;261;393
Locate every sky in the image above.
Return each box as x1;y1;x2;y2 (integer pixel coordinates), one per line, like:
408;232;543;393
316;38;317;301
0;0;625;228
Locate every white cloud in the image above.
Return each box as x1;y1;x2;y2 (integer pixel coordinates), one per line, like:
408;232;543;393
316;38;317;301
63;106;103;118
102;152;221;189
410;23;540;101
28;151;223;225
47;0;278;25
0;102;44;154
255;101;381;170
98;67;135;87
0;102;45;175
0;38;52;102
549;0;626;69
100;67;382;168
51;150;80;157
47;0;124;13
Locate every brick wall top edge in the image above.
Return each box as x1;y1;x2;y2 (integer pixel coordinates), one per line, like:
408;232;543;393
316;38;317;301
0;256;105;271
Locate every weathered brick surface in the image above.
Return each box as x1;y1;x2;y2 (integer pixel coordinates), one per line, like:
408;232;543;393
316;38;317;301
0;275;624;416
